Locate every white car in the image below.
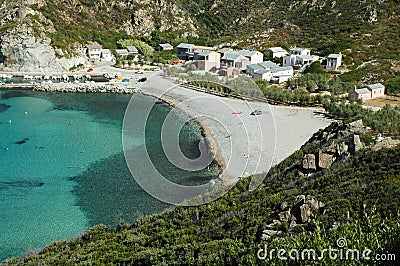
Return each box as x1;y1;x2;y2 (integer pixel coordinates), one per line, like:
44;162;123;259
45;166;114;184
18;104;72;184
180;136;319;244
135;70;144;74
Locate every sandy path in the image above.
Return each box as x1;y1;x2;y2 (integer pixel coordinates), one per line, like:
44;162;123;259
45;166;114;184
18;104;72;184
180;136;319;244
137;73;332;185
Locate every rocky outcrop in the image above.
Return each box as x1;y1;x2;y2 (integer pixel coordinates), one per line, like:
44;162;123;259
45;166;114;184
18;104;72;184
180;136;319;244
348;134;364;153
0;1;86;72
0;25;86;72
128;0;198;37
318;151;335;169
372;137;400;151
301;120;371;173
302;154;316;170
262;195;325;240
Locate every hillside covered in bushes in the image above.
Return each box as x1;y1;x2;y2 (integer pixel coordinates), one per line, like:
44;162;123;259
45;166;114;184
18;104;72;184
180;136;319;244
4;120;400;265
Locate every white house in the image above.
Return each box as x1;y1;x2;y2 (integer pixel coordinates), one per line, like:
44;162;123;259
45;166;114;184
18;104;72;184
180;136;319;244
101;49;113;61
253;66;293;83
85;44;102;61
295;55;319;66
271;66;294;83
283;47;318;67
326;53;342;71
366;83;385;98
348;88;372;101
348;83;385;101
239;50;263;64
269;47;288;58
246;61;279;77
253;69;273;81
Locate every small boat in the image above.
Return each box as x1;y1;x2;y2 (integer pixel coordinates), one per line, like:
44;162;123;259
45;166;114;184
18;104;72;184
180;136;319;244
232;111;242;114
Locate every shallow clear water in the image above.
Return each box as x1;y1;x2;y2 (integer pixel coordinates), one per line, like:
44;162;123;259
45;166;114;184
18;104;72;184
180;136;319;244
0;90;219;261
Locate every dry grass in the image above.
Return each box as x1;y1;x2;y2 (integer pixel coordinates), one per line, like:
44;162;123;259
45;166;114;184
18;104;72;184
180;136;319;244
364;95;400;108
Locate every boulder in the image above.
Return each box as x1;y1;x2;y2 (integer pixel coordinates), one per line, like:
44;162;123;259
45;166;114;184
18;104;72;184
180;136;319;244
349;135;364;153
372;137;400;151
290;195;324;224
302;154;316;170
262;229;281;240
336;142;349;156
318;152;335;169
278;211;291;223
299;204;312;223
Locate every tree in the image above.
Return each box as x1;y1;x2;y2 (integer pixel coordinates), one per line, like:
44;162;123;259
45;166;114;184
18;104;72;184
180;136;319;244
304;61;325;74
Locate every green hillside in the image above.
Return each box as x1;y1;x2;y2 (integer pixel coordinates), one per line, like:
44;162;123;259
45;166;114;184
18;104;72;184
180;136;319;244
4;121;400;265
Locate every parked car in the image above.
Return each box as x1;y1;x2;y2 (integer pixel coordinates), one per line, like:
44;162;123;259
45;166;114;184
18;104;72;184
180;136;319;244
138;77;147;82
152;68;161;71
87;68;94;72
250;109;262;115
135;70;144;74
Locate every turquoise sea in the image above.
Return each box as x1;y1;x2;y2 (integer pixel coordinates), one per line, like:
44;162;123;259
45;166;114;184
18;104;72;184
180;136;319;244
0;90;219;261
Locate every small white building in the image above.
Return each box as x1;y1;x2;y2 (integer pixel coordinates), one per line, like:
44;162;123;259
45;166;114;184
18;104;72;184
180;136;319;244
296;55;319;66
85;44;102;61
101;49;113;61
239;49;264;64
348;83;385;101
326;53;342;71
253;66;293;83
246;61;279;77
253;69;273;81
269;47;288;58
366;83;385;98
283;47;317;67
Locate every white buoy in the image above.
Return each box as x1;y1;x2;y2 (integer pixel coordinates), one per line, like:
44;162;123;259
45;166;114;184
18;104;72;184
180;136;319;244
8;120;12;124
24;111;28;115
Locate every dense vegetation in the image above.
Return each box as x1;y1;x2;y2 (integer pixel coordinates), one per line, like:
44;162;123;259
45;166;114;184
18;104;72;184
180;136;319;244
5;127;400;264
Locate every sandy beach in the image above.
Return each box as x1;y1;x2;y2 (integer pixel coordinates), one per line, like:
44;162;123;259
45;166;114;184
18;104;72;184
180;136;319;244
138;73;332;185
1;67;332;186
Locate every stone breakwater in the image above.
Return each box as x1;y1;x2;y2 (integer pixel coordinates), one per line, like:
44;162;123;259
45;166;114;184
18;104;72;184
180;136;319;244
33;83;136;94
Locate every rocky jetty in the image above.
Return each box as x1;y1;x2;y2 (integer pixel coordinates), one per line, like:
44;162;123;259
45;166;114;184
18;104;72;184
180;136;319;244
34;83;136;94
